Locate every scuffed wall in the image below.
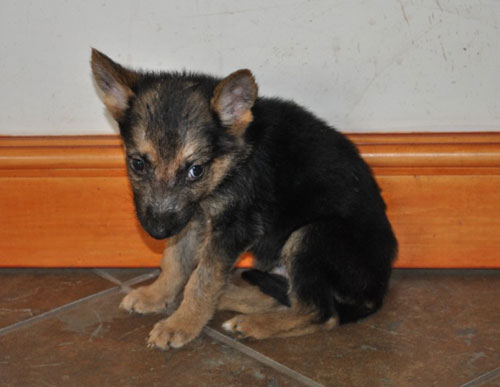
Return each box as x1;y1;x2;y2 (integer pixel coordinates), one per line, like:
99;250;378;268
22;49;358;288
0;0;499;135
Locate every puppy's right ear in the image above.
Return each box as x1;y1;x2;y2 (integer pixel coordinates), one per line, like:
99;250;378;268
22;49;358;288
91;48;139;120
211;69;258;136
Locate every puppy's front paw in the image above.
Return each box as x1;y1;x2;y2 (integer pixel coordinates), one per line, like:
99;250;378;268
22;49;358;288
147;318;200;350
119;287;167;314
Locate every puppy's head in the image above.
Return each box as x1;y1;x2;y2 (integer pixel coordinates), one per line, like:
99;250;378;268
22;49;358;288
91;49;258;239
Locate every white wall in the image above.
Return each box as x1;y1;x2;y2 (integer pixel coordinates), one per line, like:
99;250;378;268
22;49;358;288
1;0;499;135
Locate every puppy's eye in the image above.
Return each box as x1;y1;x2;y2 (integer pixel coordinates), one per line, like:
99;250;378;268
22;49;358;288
130;157;146;174
187;165;204;181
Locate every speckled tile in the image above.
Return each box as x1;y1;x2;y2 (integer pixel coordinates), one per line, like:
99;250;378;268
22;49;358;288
0;269;117;329
0;290;297;387
210;269;500;386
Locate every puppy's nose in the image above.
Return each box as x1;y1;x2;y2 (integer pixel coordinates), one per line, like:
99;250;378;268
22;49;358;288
144;207;181;239
148;224;168;240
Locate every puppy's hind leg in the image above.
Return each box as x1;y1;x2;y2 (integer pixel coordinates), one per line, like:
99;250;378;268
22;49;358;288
221;298;338;339
221;226;340;339
221;216;394;340
217;271;285;314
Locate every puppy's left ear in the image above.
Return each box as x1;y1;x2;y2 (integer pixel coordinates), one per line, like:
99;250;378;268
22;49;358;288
211;69;258;136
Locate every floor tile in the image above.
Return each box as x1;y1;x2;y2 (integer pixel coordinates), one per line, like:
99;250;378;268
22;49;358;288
0;290;297;387
211;270;500;386
2;268;499;386
0;269;117;329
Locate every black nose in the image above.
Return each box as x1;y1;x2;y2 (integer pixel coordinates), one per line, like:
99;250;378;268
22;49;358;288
148;225;169;240
142;207;184;240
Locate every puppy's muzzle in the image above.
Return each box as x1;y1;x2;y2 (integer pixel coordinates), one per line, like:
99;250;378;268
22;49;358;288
142;207;190;240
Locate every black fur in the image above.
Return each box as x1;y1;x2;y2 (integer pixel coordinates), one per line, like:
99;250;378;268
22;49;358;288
223;97;397;322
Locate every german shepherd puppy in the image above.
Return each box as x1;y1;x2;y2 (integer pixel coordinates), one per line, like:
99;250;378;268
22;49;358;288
91;49;397;350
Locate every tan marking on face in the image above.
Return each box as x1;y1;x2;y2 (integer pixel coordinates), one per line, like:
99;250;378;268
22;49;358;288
208;155;233;190
129;92;158;159
148;139;202;183
136;138;158;163
175;141;199;168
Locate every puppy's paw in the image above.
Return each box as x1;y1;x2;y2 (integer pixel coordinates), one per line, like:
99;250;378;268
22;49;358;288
222;314;265;339
119;287;167;314
147;318;200;350
221;316;244;337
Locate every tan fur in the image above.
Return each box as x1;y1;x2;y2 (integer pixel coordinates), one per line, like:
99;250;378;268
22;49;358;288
217;273;282;314
146;232;229;350
138;139;159;165
176;141;199;166
222;298;338;340
231;109;254;136
103;92;134;120
120;221;202;315
280;227;307;274
206;155;233;191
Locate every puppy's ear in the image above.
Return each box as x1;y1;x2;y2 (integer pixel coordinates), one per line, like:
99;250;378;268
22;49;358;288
91;48;140;120
211;69;258;136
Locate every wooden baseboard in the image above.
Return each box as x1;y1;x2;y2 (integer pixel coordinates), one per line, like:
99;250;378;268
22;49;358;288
1;133;499;268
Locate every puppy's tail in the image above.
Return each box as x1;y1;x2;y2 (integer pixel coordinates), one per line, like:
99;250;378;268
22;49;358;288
241;269;291;307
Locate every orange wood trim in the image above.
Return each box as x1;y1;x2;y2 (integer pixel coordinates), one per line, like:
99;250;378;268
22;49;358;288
1;133;499;268
2;133;500;174
0;136;125;172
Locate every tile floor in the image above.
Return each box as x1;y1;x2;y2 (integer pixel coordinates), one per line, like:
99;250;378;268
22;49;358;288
0;268;499;386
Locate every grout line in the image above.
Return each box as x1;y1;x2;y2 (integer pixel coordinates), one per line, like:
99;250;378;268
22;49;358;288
460;366;500;387
0;270;159;337
93;269;160;293
93;269;128;287
0;287;120;337
203;326;324;387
